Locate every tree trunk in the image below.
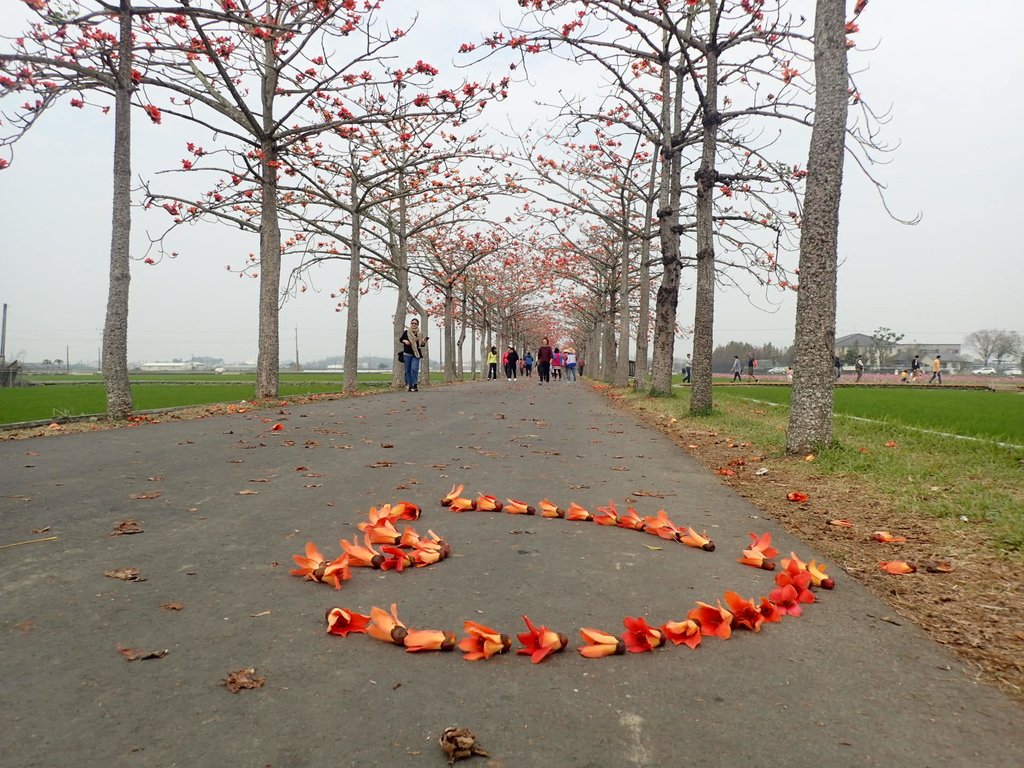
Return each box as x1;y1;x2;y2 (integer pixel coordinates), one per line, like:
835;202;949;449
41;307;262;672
649;37;684;395
343;172;361;394
786;0;849;454
102;0;134;420
254;38;281;399
613;232;631;386
443;282;456;383
690;6;721;415
634;151;659;390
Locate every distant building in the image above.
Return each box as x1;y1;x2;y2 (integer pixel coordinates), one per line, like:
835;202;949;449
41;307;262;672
138;361;208;372
834;333;966;370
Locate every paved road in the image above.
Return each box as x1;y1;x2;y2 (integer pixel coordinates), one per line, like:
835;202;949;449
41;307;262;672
2;380;1021;767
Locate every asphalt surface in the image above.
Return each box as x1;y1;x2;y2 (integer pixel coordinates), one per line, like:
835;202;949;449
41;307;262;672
2;378;1022;768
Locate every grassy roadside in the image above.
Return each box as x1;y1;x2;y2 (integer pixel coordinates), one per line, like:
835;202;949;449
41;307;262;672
599;383;1024;700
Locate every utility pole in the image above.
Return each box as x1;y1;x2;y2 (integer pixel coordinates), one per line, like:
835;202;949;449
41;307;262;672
1;303;7;366
294;326;300;372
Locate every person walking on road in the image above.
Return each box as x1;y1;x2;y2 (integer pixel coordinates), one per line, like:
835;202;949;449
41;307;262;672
911;355;922;382
834;355;843;381
552;348;563;381
537;338;553;384
504;345;519;382
731;355;742;382
486;346;499;381
523;351;534;377
929;355;943;384
746;354;759;383
564;348;578;382
683;354;692;384
855;356;865;383
399;318;428;392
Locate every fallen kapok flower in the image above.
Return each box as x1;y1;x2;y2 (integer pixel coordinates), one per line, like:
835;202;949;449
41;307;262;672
271;423;285;431
538;499;564;518
367;603;409;645
871;531;907;543
786;491;809;503
399;526;424;548
111;519;144;536
643;509;680;540
380;546;416;572
724;591;765;632
789;558;836;589
359;504;395;529
688;601;733;640
448;497;477;512
578;628;626;658
565;502;593;522
516;615;568;664
326;607;371;637
879;560;917;575
362;519;402;546
474;494;503;512
118;646;168;661
290;542;351;589
440;483;465;507
661;619;702;649
439;726;489;766
220;667;265;693
884;440;898;448
459;621;512;661
616;507;646;531
340;535;385;569
758;597;784;623
105;567;145;581
403;629;458;653
504;499;535;515
715;468;736;477
678;527;716;552
828;519;855;528
737;531;779;569
621;616;666;653
390;501;422;521
924;560;955;574
593;501;620;526
768;583;805;617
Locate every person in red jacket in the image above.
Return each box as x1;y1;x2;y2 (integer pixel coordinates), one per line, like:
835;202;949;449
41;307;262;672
536;338;553;384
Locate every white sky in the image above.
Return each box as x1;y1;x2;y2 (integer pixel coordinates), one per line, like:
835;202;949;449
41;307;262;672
1;1;1022;365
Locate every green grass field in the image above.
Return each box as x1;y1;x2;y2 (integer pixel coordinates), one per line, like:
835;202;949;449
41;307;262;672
719;386;1024;445
0;372;418;425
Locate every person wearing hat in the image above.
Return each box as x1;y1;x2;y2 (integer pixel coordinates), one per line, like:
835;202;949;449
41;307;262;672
504;344;520;382
564;347;578;382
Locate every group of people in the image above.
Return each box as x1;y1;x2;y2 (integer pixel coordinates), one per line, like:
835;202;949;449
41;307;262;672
899;354;942;384
730;354;759;383
487;337;581;383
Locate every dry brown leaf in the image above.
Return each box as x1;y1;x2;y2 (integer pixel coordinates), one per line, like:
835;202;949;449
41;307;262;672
250;610;271;617
924;561;955;574
221;667;265;693
30;526;51;534
129;491;161;500
118;646;168;661
368;460;396;468
249;478;270;483
632;490;667;499
105;567;145;581
161;602;185;611
147;476;163;482
111;519;144;535
381;442;395;448
237;490;259;495
303;483;322;488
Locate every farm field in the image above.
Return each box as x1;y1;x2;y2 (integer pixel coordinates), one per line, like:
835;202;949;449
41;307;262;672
0;371;429;425
720;386;1024;445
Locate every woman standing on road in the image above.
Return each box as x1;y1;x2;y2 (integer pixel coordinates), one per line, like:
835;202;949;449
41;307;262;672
486;346;499;381
399;318;428;392
504;345;520;381
537;338;553;384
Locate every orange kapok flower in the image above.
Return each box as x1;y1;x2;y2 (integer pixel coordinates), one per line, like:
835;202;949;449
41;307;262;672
805;559;835;589
758;596;784;623
678;527;716;552
402;629;457;653
565;502;593;522
358;504;393;530
871;531;907;543
325;607;370;637
786;491;810;503
621;616;666;653
380;546;416;572
644;509;682;541
769;583;804;617
399;526;424;548
724;591;765;632
340;535;385;569
593;501;620;526
578;628;626;658
440;483;465;506
362;518;402;546
448;497;477;512
390;501;421;521
880;560;917;575
688;601;733;640
475;494;503;512
504;498;536;515
538;499;565;518
661;619;703;649
459;621;512;661
290;542;351;589
616;507;646;531
367;603;408;645
747;532;779;559
516;615;568;664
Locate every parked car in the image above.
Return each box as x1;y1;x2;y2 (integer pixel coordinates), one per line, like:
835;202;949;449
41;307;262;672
1004;368;1023;376
767;366;788;375
971;367;997;375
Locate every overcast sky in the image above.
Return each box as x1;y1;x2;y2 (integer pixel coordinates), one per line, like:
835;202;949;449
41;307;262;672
1;1;1021;366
